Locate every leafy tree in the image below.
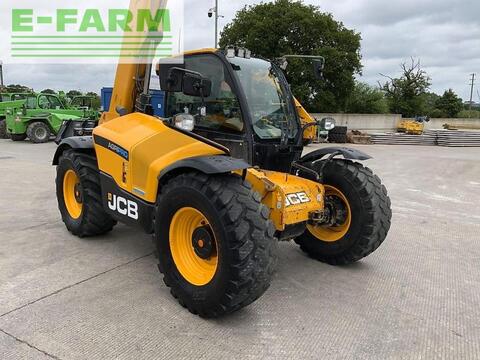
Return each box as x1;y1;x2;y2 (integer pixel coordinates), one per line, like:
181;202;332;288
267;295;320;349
457;109;480;119
422;92;441;117
379;58;431;117
86;91;101;110
4;84;32;93
219;0;362;112
435;89;463;118
345;82;388;114
66;90;83;98
41;89;56;94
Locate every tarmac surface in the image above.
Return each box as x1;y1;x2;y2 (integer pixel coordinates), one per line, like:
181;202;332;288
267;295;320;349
1;139;479;359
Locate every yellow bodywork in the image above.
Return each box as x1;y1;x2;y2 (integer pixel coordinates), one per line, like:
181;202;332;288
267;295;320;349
295;98;317;142
243;169;324;231
93;113;225;203
93;112;324;231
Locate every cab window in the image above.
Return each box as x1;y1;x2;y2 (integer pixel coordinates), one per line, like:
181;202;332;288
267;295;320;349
165;54;244;134
11;94;27;101
38;95;64;110
26;96;37;109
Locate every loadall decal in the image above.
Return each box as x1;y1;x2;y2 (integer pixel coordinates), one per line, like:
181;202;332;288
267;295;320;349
285;192;310;207
94;135;129;160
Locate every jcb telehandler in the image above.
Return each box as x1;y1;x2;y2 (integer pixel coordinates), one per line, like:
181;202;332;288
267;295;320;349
53;46;391;317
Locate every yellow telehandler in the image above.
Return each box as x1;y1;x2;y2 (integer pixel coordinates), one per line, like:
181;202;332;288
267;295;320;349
53;4;391;318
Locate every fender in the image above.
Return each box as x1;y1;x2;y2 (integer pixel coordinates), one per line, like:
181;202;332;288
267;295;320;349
52;136;94;165
158;155;250;182
299;146;371;164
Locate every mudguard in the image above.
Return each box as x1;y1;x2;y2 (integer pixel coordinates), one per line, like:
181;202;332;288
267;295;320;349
158;155;250;182
299;146;371;164
52;136;94;165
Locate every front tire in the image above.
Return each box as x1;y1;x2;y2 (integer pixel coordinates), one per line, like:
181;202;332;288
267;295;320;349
56;149;116;237
27;121;51;143
154;172;277;318
295;159;391;265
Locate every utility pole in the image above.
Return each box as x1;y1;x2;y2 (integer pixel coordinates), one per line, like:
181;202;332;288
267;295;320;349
469;73;475;110
0;60;4;91
208;1;223;48
214;0;218;48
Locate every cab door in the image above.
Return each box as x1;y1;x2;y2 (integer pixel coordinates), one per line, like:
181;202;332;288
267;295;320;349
163;53;251;162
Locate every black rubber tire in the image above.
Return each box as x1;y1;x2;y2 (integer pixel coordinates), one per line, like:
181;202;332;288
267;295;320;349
10;133;27;141
328;133;347;143
295;159;391;265
56;149;116;237
27;121;51;143
154;172;278;318
0;119;8;139
329;126;348;135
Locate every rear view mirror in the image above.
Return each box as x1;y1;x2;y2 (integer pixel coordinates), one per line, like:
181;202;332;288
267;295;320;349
182;73;212;98
159;66;184;92
158;65;212;98
313;59;325;80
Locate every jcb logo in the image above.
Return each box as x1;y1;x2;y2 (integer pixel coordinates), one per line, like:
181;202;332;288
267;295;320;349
108;193;138;220
285;192;310;207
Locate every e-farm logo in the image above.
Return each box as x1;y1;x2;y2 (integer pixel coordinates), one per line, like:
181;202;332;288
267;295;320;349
1;0;184;64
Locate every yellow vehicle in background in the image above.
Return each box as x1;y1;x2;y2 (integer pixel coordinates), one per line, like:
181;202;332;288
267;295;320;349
397;116;430;135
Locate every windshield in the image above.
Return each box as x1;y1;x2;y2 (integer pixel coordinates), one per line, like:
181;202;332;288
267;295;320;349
228;57;298;140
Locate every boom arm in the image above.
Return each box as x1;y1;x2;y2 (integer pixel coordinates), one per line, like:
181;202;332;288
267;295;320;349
295;97;317;141
100;0;168;124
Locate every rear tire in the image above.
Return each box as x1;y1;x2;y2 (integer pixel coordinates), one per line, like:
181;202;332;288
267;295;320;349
154;172;277;318
27;121;51;143
295;159;391;265
56;149;116;237
10;133;27;142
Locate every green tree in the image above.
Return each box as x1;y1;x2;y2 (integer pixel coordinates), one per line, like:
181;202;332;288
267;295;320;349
422;92;441;117
66;90;83;98
86;91;101;110
457;109;480;119
345;82;388;113
380;58;431;117
4;84;32;93
41;89;56;94
219;0;362;112
436;89;463;118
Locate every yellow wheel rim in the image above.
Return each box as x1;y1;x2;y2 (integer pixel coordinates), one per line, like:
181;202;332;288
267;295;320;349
63;169;82;219
169;207;218;286
307;185;351;242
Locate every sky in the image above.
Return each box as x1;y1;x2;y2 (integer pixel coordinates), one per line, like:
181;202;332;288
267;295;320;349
2;0;480;102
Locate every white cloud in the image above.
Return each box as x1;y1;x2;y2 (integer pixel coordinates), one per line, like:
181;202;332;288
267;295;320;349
1;0;478;101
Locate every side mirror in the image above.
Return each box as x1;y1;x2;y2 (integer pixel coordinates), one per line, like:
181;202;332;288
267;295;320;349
182;73;212;98
159;66;212;98
313;59;325;80
159;67;184;92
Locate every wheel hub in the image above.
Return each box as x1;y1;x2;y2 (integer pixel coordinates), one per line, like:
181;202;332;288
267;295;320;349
74;183;83;203
325;195;348;226
192;226;214;259
35;127;47;140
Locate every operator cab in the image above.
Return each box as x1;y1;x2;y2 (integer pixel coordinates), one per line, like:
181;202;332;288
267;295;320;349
157;48;307;172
